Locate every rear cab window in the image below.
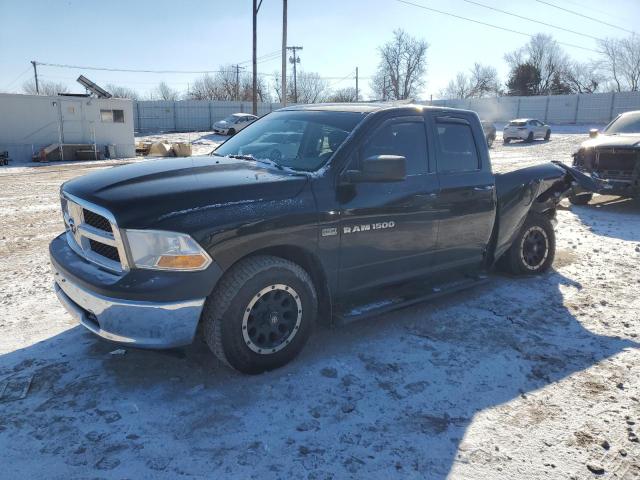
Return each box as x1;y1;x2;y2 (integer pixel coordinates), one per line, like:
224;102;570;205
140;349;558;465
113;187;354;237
434;117;480;173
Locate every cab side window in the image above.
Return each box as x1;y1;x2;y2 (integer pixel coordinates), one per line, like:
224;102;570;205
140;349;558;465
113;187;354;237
435;120;480;173
362;121;428;175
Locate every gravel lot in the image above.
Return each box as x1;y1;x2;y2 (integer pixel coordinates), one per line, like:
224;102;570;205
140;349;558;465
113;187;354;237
0;128;639;479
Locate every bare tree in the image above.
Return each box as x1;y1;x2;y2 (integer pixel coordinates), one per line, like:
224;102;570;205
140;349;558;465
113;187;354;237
105;83;139;99
188;68;269;102
505;34;569;95
153;82;180;101
441;73;472;99
563;61;602;94
22;79;69;96
272;71;329;104
326;87;359;103
370;29;429;100
598;36;640;92
441;63;500;99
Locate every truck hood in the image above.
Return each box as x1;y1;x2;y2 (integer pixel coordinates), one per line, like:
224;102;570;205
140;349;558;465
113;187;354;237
62;155;308;228
579;134;640;150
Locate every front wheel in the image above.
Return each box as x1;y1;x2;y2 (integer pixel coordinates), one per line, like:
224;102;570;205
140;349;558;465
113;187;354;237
526;131;534;143
228;128;236;136
202;256;317;374
499;213;555;275
544;129;551;140
487;135;494;148
503;138;511;144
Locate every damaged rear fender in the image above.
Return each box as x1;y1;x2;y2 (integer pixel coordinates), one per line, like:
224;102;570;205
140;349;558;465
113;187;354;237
490;162;585;264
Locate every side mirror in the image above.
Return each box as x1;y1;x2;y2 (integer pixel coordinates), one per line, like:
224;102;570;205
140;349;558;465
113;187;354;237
589;128;599;138
343;155;407;183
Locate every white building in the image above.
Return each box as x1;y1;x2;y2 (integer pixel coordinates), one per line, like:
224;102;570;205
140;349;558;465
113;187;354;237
0;93;135;163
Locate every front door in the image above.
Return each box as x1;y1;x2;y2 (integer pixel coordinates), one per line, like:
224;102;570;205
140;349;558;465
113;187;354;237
337;116;440;293
60;99;84;143
430;114;495;271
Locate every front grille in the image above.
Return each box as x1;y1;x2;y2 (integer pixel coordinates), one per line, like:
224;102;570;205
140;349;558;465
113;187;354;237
83;209;112;233
89;239;120;262
596;149;637;175
61;194;127;273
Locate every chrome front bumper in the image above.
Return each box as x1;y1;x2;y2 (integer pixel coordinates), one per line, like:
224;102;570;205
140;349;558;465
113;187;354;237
53;266;205;349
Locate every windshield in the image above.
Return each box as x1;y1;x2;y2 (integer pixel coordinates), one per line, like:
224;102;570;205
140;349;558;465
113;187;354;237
214;110;366;171
604;112;640;134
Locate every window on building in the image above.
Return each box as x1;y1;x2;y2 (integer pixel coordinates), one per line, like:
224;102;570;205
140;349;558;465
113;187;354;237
101;109;125;123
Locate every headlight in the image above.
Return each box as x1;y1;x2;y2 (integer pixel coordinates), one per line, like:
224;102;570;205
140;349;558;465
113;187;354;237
124;229;212;271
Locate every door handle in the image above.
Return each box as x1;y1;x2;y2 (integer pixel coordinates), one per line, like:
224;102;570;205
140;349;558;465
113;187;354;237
473;185;494;191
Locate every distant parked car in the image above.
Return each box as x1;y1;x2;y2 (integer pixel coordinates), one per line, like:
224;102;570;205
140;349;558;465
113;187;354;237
213;113;258;136
481;120;497;147
503;118;551;144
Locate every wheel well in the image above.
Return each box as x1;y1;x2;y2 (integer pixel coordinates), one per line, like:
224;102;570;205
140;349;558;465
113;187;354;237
224;245;332;326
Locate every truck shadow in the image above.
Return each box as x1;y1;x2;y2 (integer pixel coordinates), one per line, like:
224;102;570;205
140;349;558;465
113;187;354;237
0;271;637;478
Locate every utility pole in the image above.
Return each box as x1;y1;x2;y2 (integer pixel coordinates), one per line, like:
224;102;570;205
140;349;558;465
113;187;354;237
252;0;263;115
382;75;386;101
234;64;245;101
281;0;287;106
355;67;359;102
31;60;39;94
287;46;302;103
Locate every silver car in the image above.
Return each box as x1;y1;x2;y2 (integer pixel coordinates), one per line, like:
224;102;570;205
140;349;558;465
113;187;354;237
503;118;551;143
213;113;258;136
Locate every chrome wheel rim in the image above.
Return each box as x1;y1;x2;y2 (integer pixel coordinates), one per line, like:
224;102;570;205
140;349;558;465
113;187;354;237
242;284;302;355
520;226;548;270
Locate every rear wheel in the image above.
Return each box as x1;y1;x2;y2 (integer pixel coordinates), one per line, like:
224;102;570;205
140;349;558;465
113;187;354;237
499;213;555;275
487;135;495;148
568;192;593;205
202;255;317;374
503;138;511;144
526;131;534;143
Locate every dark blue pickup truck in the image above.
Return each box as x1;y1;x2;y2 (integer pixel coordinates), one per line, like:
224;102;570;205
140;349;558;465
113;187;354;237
51;103;589;373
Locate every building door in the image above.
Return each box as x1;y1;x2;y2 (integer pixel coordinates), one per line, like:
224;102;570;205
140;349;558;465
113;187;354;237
60;99;84;143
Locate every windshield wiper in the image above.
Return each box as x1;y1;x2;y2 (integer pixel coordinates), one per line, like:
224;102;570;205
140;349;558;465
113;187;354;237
228;154;284;170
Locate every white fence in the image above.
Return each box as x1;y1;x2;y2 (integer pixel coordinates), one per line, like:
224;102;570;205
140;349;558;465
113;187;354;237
133;100;288;133
429;91;640;124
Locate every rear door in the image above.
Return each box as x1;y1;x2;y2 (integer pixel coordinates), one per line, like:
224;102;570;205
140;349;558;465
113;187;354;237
429;114;496;271
337;115;440;293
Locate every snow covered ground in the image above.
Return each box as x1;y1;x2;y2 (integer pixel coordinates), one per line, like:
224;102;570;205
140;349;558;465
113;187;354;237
1;127;639;479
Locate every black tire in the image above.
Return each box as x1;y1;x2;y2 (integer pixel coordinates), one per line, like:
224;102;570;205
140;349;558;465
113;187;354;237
228;128;236;136
499;213;555;275
544;129;551;140
503;138;511;144
202;255;317;374
487;135;494;148
568;192;593;205
526;131;534;143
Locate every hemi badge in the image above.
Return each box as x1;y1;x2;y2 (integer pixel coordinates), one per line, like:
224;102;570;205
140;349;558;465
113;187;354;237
321;227;338;237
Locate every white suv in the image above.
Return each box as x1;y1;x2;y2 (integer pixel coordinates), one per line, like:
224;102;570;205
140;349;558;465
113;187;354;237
503;119;551;144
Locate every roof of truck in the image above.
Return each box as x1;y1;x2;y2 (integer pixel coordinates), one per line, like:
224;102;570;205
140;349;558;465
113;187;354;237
280;102;473;115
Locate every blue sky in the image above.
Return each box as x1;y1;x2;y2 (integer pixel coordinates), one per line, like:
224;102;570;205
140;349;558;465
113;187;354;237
1;0;638;99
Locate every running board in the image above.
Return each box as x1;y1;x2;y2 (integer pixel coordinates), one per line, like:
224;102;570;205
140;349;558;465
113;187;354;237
335;273;489;325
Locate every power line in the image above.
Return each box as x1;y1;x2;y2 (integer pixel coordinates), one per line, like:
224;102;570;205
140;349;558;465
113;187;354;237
3;66;32;90
394;0;602;54
534;0;635;35
459;0;603;41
